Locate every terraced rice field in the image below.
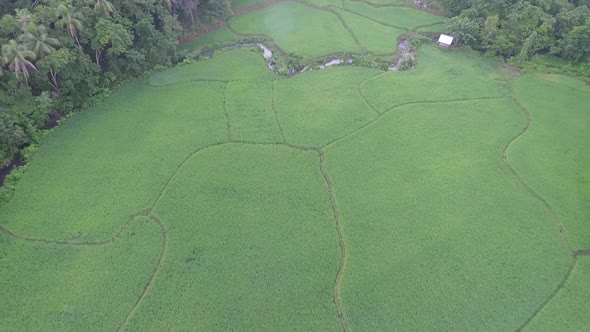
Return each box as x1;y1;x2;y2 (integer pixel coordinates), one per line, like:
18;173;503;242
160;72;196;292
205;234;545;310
1;0;588;330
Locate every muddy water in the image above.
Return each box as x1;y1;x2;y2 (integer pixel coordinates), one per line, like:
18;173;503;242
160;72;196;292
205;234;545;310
210;43;355;75
319;58;353;69
389;39;415;71
259;44;272;60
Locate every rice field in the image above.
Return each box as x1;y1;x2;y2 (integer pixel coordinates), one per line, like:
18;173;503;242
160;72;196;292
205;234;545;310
178;27;238;52
1;0;588;330
511;74;590;250
228;1;361;57
342;1;444;30
333;7;405;54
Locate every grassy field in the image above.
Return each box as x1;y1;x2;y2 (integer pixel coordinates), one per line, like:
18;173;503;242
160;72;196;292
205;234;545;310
228;1;361;57
415;21;446;32
525;256;590;331
149;49;275;86
0;80;227;242
361;46;510;111
334;7;405;54
274;66;381;147
511;74;590;249
178;27;238;52
124;144;341;330
343;1;444;30
225;80;285;143
1;1;589;330
350;0;413;4
324;99;571;329
0;216;163;330
306;0;345;7
231;0;269;10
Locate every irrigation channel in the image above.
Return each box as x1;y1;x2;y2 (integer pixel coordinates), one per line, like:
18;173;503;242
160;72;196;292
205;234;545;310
201;40;414;75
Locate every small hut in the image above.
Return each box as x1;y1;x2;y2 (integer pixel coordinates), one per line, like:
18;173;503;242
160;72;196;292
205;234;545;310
438;34;454;48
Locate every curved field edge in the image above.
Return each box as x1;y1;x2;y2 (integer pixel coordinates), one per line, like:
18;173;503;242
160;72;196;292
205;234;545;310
0;77;229;243
116;215;168;332
323;98;571;330
523;256;590;331
178;26;238;52
187;0;445;59
319;149;350;331
0;35;586;330
123;143;342;330
359;46;511;113
0;216;163;330
227;1;361;57
273;66;383;148
342;0;444;30
149;49;276;86
509;74;590;250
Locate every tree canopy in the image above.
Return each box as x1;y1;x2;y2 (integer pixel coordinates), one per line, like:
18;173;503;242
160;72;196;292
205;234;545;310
0;0;231;167
441;0;590;62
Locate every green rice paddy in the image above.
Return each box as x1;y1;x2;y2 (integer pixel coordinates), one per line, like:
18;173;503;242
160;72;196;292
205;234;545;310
178;26;238;52
231;0;269;10
228;2;361;57
1;0;588;330
342;1;444;30
333;7;405;54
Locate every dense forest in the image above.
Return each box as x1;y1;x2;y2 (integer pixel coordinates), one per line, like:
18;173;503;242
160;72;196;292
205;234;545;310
0;0;230;168
442;0;590;62
0;0;589;172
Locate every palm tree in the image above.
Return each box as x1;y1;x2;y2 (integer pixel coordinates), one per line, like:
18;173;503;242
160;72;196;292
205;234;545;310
19;25;60;59
15;8;33;32
95;0;115;16
56;4;83;48
1;40;37;84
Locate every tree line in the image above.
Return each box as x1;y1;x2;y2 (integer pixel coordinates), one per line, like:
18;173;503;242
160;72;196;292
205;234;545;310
442;0;590;62
0;0;231;167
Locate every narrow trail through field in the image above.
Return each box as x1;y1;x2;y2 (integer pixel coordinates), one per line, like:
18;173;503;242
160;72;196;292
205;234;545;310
114;141;234;330
339;7;408;30
4;3;585;326
179;0;287;44
180;0;442;58
116;214;168;332
150;142;230;212
504;94;579;331
516;257;577;331
113;81;323;328
534;75;590;96
233;0;288;15
357;72;386;115
319;150;350;332
413;21;446;31
222;82;233;140
321;96;511;149
0;203;169;332
346;0;444;17
503;97;574;256
0;212;150;246
271;80;287;143
296;0;365;52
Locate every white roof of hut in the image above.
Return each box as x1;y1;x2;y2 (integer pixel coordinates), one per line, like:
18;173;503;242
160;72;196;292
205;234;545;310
438;34;454;46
